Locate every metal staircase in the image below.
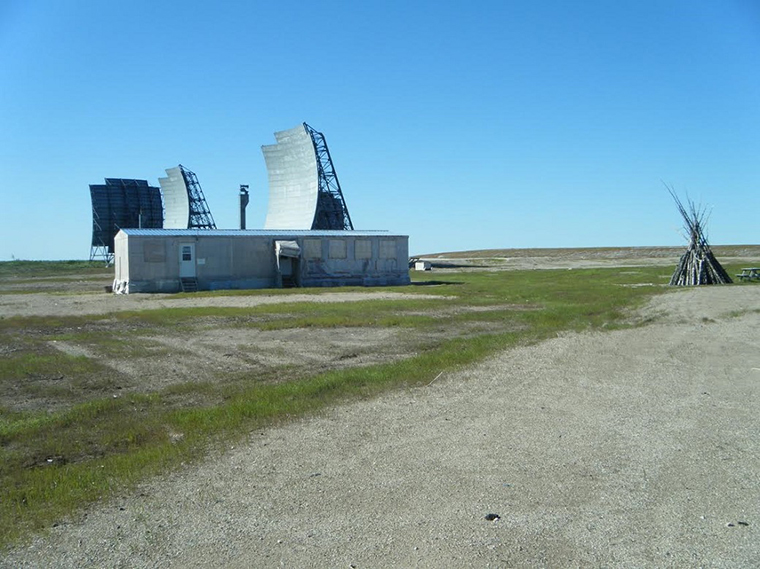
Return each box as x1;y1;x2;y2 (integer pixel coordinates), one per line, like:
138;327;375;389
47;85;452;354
180;277;198;293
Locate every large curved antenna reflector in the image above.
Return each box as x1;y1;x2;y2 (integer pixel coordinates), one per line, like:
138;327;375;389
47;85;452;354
89;178;163;262
159;165;216;229
262;123;353;230
262;125;320;229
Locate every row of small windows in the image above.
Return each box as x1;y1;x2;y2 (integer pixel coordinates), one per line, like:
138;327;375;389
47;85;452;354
141;239;399;263
304;239;397;260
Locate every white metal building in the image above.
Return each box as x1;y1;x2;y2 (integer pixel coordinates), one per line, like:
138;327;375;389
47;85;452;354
113;229;411;293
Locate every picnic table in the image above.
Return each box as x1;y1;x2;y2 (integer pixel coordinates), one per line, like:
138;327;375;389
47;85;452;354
736;268;760;282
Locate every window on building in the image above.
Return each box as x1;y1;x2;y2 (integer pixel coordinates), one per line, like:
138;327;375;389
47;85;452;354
304;239;322;259
143;241;166;263
355;240;372;259
329;240;347;259
182;246;192;261
379;240;396;259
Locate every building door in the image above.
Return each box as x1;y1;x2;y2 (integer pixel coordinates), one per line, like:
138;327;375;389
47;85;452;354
274;240;300;288
280;257;293;278
179;243;196;278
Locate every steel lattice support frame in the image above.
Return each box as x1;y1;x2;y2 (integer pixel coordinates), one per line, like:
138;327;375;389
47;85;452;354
89;206;111;262
89;246;111;263
304;123;354;230
179;165;217;229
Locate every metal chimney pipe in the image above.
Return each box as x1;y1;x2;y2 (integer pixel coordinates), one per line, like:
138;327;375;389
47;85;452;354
239;185;249;230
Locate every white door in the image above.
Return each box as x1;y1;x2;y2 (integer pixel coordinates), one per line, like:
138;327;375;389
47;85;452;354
179;243;196;278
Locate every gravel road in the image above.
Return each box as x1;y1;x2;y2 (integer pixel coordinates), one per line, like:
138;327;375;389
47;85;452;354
3;286;759;568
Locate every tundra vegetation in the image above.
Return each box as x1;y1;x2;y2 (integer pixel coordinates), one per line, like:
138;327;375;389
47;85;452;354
0;256;757;548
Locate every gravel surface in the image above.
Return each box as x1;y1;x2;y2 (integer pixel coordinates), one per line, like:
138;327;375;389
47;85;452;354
0;291;444;318
3;286;760;568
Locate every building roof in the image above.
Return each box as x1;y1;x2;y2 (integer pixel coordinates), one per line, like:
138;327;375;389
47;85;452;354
118;229;406;238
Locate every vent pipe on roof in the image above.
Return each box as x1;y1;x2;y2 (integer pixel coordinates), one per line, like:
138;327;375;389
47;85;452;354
239;185;249;230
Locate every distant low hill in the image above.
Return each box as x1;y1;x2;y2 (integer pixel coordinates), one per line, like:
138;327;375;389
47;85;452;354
419;245;760;259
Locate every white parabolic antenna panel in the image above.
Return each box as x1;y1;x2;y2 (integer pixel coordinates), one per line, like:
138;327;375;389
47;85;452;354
159;167;190;229
262;124;319;229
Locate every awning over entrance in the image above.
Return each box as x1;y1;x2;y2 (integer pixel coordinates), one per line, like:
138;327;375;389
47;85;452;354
275;240;300;258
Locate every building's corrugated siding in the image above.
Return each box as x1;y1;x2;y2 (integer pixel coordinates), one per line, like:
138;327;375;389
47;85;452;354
114;231;410;293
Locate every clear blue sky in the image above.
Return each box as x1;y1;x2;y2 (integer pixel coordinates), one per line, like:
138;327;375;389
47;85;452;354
1;0;758;259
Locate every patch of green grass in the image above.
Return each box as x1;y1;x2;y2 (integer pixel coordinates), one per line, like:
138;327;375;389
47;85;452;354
0;408;58;440
0;353;101;382
724;264;760;286
183;283;438;299
0;261;109;279
1;436;185;545
0;265;672;548
726;308;760;318
0;314;108;331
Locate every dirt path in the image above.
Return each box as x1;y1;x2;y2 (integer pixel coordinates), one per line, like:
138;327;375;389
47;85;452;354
3;286;760;568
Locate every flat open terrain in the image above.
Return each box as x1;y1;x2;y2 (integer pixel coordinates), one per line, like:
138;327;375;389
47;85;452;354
1;248;759;567
421;245;760;272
